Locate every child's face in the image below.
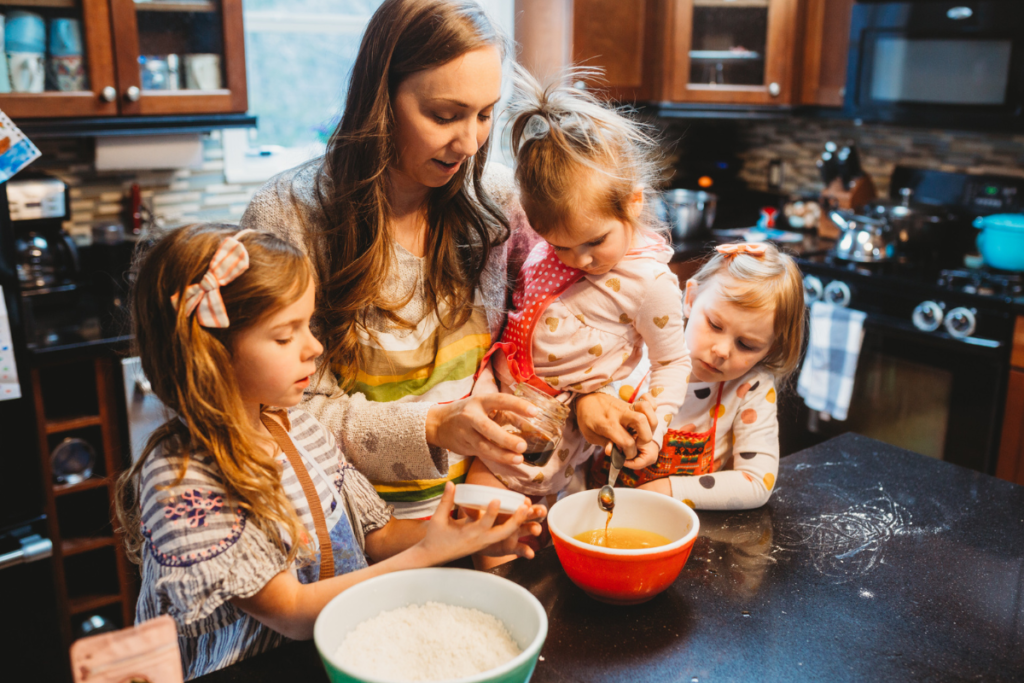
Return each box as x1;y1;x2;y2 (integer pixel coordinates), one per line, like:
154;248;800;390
684;275;775;383
544;190;643;276
231;278;323;409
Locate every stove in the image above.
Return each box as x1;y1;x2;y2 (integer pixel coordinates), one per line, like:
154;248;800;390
782;168;1023;476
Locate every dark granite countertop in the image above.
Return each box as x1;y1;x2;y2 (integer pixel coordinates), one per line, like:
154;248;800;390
196;433;1024;682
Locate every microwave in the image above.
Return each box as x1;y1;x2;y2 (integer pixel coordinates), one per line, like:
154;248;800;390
844;1;1024;130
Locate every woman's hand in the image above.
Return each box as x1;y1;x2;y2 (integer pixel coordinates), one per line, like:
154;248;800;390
416;483;546;565
575;392;658;460
426;394;538;465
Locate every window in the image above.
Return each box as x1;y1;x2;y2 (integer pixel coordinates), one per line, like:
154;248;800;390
226;0;515;184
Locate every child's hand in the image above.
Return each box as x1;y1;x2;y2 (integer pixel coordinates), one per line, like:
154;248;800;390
417;483;547;565
625;439;659;470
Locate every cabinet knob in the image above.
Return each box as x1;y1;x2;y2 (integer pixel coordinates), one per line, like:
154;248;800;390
768;82;781;97
100;86;116;102
573;80;586;90
125;86;141;102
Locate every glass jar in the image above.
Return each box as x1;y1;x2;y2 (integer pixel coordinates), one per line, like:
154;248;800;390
493;383;570;467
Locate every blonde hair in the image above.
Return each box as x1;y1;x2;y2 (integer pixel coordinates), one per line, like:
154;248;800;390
508;65;666;238
690;243;806;379
116;224;314;567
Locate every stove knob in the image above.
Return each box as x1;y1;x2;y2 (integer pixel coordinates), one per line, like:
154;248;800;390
823;280;851;307
803;275;823;303
912;301;944;332
944;307;976;339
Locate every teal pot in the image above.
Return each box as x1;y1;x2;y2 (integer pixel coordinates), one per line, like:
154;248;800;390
314;568;547;683
974;214;1024;272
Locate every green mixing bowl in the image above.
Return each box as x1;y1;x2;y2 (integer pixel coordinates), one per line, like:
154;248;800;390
313;568;547;683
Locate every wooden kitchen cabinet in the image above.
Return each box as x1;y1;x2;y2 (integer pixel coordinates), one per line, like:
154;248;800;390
996;316;1024;486
662;0;801;105
571;0;852;108
0;0;246;119
798;0;854;106
571;0;662;102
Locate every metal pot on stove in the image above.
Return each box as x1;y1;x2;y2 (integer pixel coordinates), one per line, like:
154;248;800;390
829;210;896;263
862;188;961;256
658;189;717;240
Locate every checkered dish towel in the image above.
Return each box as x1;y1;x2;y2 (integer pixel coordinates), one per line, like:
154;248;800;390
796;301;867;421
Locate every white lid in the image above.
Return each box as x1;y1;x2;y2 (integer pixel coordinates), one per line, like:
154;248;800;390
453;484;530;515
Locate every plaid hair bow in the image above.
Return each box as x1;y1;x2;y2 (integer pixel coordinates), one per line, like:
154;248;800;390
716;242;767;260
171;229;254;328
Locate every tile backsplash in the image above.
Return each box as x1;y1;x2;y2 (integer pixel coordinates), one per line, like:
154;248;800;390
729;119;1024;197
31;132;267;245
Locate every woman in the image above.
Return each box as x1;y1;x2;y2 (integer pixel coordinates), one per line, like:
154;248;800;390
241;0;653;519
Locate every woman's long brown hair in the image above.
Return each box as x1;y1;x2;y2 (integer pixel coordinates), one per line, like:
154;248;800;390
116;224;314;566
312;0;512;388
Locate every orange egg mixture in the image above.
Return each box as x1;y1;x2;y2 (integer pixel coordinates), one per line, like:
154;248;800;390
574;528;671;549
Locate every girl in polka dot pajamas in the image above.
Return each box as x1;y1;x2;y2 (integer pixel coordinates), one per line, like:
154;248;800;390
628;241;806;509
466;67;691;559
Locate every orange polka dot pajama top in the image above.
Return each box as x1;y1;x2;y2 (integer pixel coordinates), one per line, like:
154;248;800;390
666;367;780;510
478;234;692;497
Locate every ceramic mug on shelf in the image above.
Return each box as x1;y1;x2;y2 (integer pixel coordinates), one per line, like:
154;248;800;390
139;54;180;90
0;15;10;93
8;51;45;92
5;10;45;53
49;54;86;91
5;10;44;93
184;53;221;90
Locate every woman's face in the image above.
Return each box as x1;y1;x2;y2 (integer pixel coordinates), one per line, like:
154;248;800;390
391;46;503;191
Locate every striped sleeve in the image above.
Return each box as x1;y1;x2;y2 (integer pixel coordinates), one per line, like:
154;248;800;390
136;447;289;639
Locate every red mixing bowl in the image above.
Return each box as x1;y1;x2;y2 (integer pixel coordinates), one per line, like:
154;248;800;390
548;488;700;605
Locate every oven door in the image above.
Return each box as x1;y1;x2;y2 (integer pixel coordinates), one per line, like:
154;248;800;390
782;319;1008;475
845;1;1024;130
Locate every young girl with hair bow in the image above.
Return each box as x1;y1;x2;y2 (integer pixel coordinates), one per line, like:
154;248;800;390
116;224;545;679
465;67;692;567
626;241;806;509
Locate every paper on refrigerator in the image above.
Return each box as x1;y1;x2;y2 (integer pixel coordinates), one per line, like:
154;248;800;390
0;287;21;400
0;108;41;183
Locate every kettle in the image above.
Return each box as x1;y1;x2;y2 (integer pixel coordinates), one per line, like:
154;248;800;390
829;210;896;263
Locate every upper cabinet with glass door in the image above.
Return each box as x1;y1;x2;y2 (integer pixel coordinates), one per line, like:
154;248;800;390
110;0;246;114
0;0;118;117
663;0;800;105
0;0;245;118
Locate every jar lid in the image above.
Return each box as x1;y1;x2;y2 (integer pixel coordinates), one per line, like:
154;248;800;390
453;484;530;515
973;213;1024;232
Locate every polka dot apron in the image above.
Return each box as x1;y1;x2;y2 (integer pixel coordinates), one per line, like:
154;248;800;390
592;383;725;488
478;242;583;396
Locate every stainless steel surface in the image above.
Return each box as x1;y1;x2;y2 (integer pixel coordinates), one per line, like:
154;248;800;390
0;534;52;571
823;280;851;307
125;85;141;102
863;188;959;253
803;275;823;303
100;85;116;102
660;189;717;240
598;446;626;513
944;307;977;339
831;210;897;263
912;301;944;332
122;356;170;463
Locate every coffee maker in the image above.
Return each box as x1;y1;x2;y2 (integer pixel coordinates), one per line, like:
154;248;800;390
8;175;78;292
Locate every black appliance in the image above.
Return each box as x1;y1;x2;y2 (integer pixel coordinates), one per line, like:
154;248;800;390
783;167;1024;475
844;0;1024;130
0;185;69;680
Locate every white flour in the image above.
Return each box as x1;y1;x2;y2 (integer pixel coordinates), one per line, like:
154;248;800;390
336;602;522;681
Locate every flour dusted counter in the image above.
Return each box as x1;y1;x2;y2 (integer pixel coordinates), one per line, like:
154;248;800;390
196;434;1024;683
